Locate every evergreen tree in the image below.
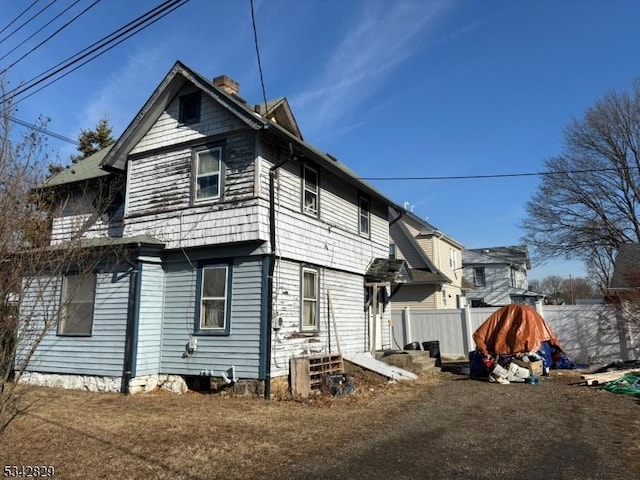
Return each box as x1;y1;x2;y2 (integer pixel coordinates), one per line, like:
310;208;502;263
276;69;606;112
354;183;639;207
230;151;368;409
70;117;114;163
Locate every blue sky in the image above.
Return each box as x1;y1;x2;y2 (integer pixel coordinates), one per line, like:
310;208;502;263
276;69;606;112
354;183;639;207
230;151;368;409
3;0;640;279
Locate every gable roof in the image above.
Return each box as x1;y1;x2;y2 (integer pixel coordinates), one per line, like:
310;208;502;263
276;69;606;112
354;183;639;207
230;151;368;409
389;219;453;285
100;60;399;209
365;258;411;283
610;243;640;289
41;145;114;188
254;97;303;139
463;245;531;269
401;210;463;249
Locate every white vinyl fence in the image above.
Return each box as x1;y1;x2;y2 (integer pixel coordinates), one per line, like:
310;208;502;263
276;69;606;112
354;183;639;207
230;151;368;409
389;304;640;365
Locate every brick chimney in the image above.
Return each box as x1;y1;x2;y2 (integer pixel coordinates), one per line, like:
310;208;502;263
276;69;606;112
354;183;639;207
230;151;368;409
212;75;239;96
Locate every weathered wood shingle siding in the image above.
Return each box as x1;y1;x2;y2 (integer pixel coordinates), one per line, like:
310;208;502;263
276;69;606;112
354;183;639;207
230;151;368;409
260;143;389;273
49;191;125;244
134;260;164;376
123;98;270;249
270;259;369;377
160;254;264;378
22;270;130;376
130;86;247;155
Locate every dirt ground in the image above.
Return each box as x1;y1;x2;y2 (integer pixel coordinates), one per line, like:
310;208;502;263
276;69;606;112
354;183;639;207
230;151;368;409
282;369;640;480
1;369;639;480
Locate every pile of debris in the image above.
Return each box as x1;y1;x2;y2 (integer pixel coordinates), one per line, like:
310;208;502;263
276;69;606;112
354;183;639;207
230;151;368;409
582;360;640;397
469;304;577;385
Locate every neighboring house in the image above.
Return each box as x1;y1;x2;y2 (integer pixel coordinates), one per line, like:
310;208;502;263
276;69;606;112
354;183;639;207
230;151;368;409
462;245;543;307
389;211;465;309
19;61;403;395
608;243;640;295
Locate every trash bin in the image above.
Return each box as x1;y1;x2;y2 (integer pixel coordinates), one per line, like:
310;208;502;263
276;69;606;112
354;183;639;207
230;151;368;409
403;341;422;350
422;340;441;366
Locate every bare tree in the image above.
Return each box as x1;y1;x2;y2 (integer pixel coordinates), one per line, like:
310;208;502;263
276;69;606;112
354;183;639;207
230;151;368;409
522;80;640;288
530;275;599;304
0;81;126;432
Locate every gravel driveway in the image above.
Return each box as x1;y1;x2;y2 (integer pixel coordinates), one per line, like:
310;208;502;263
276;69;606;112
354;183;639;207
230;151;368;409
279;370;640;480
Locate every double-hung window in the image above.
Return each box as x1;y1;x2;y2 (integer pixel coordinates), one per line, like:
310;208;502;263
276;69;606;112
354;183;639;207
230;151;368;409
197;265;230;334
302;165;318;216
359;197;370;237
194;147;222;202
474;267;486;287
58;272;96;336
301;267;319;332
450;249;457;270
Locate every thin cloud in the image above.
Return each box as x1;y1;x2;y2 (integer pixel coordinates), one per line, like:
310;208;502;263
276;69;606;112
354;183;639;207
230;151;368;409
291;1;452;139
75;46;166;139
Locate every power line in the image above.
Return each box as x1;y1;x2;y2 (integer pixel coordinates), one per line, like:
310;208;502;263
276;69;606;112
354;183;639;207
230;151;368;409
249;0;268;115
360;167;636;181
13;0;190;104
0;0;42;37
0;0;57;47
0;0;87;70
1;0;188;103
8;115;78;145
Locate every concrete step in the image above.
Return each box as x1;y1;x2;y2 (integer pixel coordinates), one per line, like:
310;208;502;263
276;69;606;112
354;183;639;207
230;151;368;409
375;351;441;374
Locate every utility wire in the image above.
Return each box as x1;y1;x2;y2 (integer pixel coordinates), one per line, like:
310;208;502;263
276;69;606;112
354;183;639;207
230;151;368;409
0;0;42;37
8;115;78;145
360;167;638;181
0;0;87;70
1;0;188;103
0;0;57;47
249;0;268;115
14;0;189;104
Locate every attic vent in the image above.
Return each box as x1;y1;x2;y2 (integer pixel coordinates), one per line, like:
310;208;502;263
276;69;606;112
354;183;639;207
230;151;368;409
212;75;239;96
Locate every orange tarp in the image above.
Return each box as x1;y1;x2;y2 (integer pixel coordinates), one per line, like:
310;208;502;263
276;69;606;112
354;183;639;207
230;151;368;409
473;304;562;355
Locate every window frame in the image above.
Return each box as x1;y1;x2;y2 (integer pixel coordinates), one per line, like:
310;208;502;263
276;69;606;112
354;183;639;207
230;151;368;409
194;262;232;336
178;91;201;125
302;164;319;217
192;145;224;204
358;196;370;237
450;249;457;270
300;266;320;333
389;244;397;259
474;267;486;287
57;271;96;337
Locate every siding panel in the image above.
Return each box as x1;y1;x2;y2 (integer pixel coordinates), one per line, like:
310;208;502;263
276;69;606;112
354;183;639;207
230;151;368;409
22;269;131;376
160;256;264;378
135;260;164;376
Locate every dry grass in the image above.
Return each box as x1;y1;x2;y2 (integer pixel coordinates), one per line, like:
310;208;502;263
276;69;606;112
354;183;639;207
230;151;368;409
0;373;441;479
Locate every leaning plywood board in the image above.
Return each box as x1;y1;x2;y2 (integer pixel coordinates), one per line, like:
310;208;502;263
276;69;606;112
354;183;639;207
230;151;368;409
344;352;417;381
582;369;640;386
